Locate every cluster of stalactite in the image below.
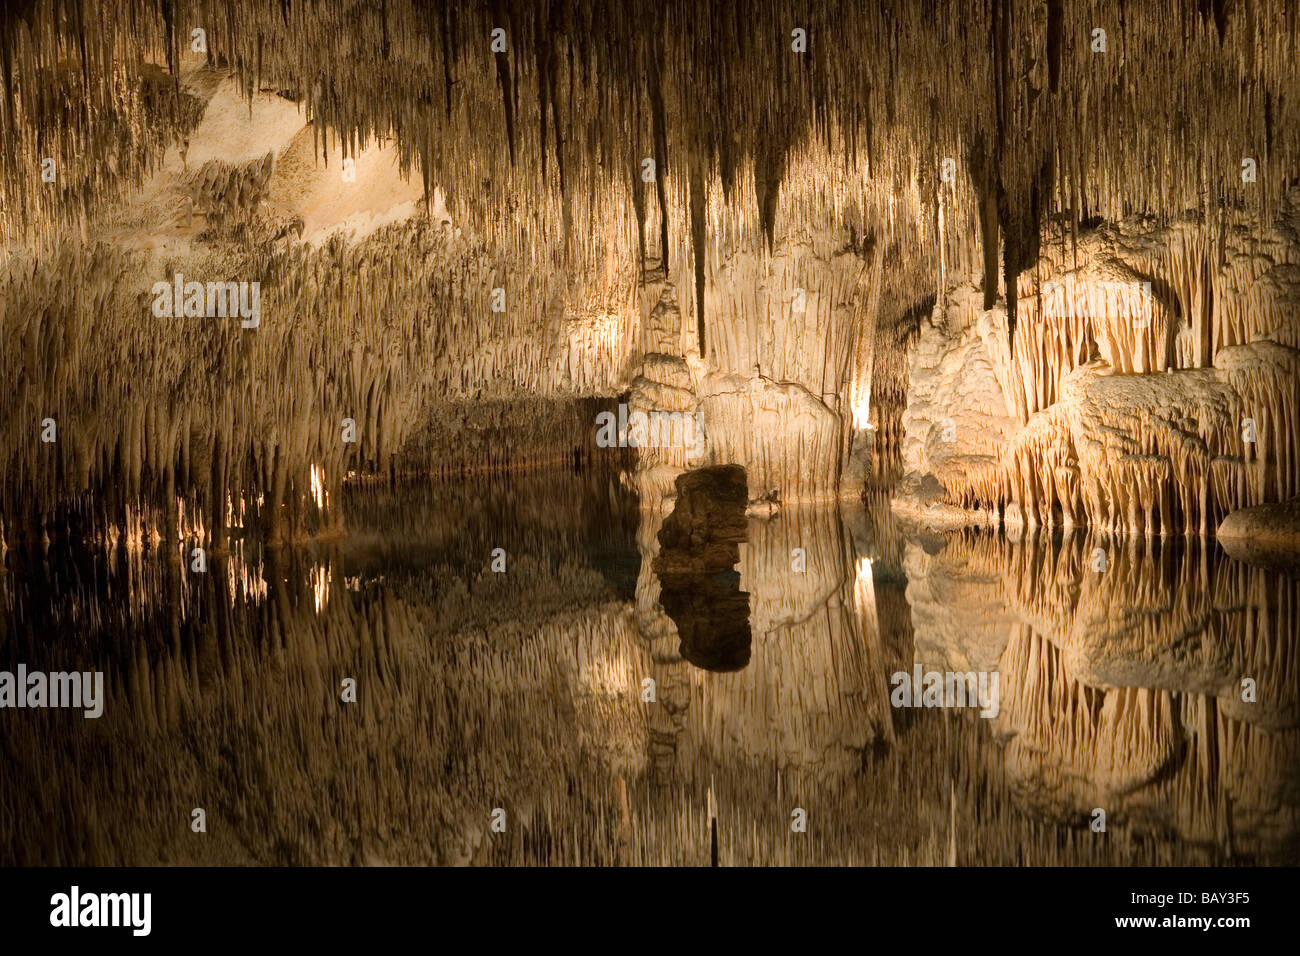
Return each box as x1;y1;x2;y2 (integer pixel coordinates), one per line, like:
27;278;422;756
0;34;207;246
996;347;1300;535
2;0;1294;346
920;196;1300;534
390;397;628;479
1004;206;1300;423
6;0;1297;254
3;0;1299;525
867;279;934;489
0;212;640;547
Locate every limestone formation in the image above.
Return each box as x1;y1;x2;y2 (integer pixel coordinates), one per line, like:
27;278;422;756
2;0;1299;871
1218;499;1300;569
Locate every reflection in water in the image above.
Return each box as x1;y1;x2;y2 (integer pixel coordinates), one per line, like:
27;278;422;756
653;465;751;672
1;468;1297;865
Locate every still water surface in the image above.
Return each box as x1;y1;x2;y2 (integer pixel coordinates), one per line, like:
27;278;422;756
2;465;1297;865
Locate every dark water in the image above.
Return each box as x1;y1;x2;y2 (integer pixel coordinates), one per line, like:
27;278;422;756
1;465;1297;865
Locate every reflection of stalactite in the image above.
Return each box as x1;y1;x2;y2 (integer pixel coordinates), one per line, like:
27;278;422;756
1;534;654;864
914;527;1300;855
1000;627;1183;795
8;487;1293;864
644;496;896;778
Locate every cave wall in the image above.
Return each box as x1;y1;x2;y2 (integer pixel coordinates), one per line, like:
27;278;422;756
0;1;1297;534
900;199;1300;535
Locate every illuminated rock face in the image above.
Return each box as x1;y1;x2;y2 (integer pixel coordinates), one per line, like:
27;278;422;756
625;231;875;509
999;343;1300;536
899;207;1300;539
899;288;1021;524
1218;499;1300;567
1;2;1297;533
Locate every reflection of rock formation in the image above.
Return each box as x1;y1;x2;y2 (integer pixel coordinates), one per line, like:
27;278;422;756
906;528;1300;857
639;482;894;779
652;465;750;672
904;532;1015;677
6;471;1298;866
999;626;1183;801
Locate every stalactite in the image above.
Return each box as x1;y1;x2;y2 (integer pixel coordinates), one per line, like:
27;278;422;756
1;0;1298;537
689;155;706;357
646;22;670;274
490;0;515;166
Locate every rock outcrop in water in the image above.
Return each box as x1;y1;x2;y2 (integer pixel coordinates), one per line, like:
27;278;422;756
1218;499;1300;569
